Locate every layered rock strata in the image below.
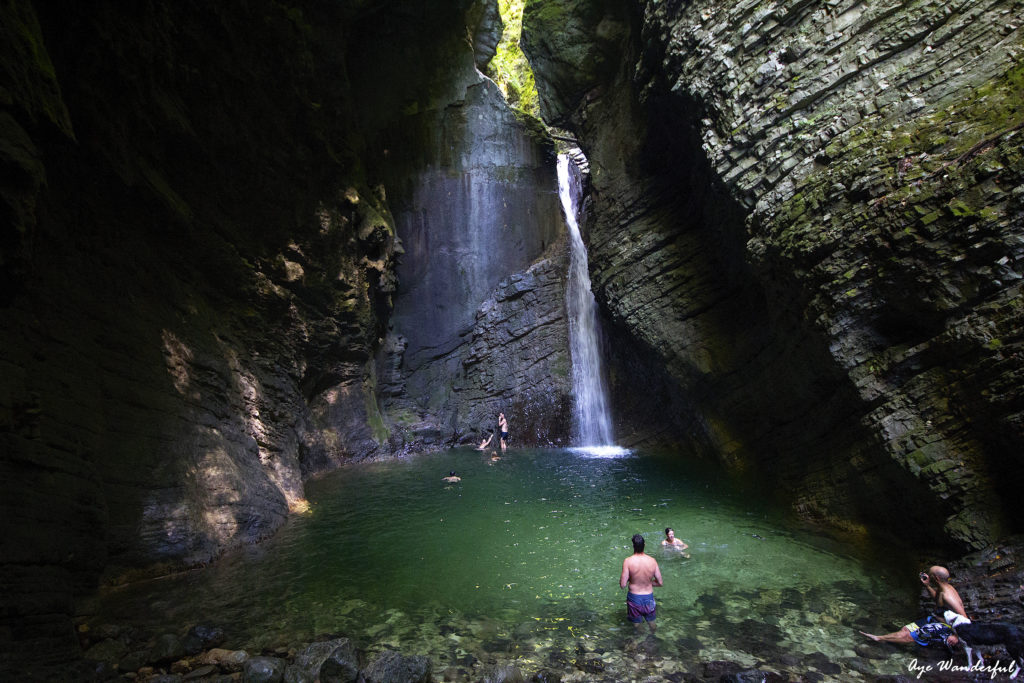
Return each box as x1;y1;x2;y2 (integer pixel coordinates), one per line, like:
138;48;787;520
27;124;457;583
356;12;571;447
523;0;1024;549
2;0;563;671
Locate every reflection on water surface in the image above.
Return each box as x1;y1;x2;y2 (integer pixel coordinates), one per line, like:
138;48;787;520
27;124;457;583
91;448;919;680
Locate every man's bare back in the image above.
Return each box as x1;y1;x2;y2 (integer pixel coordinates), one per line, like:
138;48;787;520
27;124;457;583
620;535;663;631
620;552;663;594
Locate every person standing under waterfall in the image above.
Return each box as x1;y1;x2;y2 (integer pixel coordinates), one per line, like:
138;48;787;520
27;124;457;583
620;534;664;632
498;412;509;452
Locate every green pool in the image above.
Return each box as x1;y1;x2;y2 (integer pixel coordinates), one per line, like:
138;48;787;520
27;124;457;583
89;447;923;679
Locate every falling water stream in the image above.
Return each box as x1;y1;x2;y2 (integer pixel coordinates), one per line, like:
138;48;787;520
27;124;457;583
558;154;624;456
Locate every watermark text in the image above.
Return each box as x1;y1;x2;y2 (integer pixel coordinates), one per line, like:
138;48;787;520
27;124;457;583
908;657;1021;679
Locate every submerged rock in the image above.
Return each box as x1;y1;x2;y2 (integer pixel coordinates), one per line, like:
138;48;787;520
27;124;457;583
82;638;128;667
150;633;186;665
283;663;315;683
801;651;841;675
244;656;287;683
195;648;249;673
483;663;526;683
360;649;431;683
146;675;185;683
529;669;563;683
119;648;152;672
573;654;605;673
702;660;744;679
294;638;356;680
722;670;787;683
183;624;226;654
183;665;218;679
319;649;360;683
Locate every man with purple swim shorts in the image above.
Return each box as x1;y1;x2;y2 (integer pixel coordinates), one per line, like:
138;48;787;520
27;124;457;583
619;534;664;632
627;593;657;623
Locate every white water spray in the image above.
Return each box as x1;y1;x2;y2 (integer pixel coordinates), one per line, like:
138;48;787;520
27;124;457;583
558;154;628;458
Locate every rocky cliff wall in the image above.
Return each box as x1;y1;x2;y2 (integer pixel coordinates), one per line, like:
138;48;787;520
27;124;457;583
1;0;553;670
379;237;574;448
523;0;1024;550
0;0;577;669
377;109;573;448
350;3;573;448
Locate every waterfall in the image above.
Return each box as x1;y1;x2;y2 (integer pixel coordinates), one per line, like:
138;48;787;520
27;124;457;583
558;154;626;456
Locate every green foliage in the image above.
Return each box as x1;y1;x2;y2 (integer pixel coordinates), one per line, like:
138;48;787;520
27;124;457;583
523;0;569;26
363;374;390;444
486;0;540;118
1;1;74;135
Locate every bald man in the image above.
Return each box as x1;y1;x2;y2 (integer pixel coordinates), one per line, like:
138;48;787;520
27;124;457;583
923;566;967;619
860;566;968;645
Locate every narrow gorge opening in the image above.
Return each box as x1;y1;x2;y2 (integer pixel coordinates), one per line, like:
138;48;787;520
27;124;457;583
3;1;1023;681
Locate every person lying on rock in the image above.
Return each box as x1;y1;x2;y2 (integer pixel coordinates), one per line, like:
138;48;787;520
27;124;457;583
861;615;961;648
860;566;970;647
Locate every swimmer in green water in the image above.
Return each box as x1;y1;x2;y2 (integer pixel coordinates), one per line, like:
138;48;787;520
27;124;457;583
662;527;688;549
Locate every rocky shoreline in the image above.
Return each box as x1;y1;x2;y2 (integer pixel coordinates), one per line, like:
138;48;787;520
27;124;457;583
945;536;1024;624
62;624;1018;683
47;536;1021;683
59;624;869;682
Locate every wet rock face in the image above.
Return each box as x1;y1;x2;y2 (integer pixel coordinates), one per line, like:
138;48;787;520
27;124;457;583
520;0;634;128
382;76;562;372
523;0;1024;548
0;0;510;670
356;1;571;448
453;243;574;446
945;538;1024;624
379;239;573;449
2;0;571;671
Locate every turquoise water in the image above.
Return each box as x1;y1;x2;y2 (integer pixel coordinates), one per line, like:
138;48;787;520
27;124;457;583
91;448;920;679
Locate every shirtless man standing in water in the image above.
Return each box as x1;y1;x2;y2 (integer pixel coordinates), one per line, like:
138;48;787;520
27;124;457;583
620;534;664;632
498;412;509;452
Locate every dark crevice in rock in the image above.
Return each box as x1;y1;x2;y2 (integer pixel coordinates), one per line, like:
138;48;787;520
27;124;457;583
523;0;1024;554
